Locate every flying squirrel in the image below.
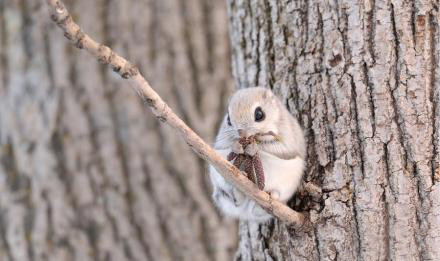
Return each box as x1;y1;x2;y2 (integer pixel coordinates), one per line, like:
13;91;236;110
209;87;306;222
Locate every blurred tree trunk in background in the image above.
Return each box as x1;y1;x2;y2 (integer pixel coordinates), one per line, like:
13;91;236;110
0;0;236;260
228;0;440;260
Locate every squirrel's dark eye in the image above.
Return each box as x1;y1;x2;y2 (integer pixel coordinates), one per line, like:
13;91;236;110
227;114;232;126
254;107;265;122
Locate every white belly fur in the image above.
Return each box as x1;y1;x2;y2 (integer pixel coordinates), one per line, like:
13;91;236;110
259;151;304;202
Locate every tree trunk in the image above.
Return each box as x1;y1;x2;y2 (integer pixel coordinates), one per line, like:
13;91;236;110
0;0;236;260
227;0;440;260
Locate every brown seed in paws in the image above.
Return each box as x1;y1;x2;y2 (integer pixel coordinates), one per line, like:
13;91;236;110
243;156;256;184
233;154;246;170
252;154;265;190
227;152;237;161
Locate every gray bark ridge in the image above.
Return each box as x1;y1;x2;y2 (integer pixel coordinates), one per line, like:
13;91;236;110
228;0;440;260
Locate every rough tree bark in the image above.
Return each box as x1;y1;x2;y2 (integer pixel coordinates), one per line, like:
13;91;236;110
227;0;440;260
0;0;236;260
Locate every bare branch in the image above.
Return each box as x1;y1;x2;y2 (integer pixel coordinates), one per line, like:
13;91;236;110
45;0;306;228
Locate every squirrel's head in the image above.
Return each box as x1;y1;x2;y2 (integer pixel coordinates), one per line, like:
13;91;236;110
226;87;282;143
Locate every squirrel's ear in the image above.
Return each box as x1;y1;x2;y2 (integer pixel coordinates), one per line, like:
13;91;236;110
262;88;274;100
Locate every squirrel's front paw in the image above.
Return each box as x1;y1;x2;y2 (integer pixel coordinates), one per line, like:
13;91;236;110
232;141;244;154
244;142;258;156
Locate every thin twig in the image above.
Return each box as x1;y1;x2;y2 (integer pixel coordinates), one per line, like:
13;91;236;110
45;0;306;228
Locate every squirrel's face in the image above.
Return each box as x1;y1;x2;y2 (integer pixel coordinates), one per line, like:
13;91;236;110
227;87;281;143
